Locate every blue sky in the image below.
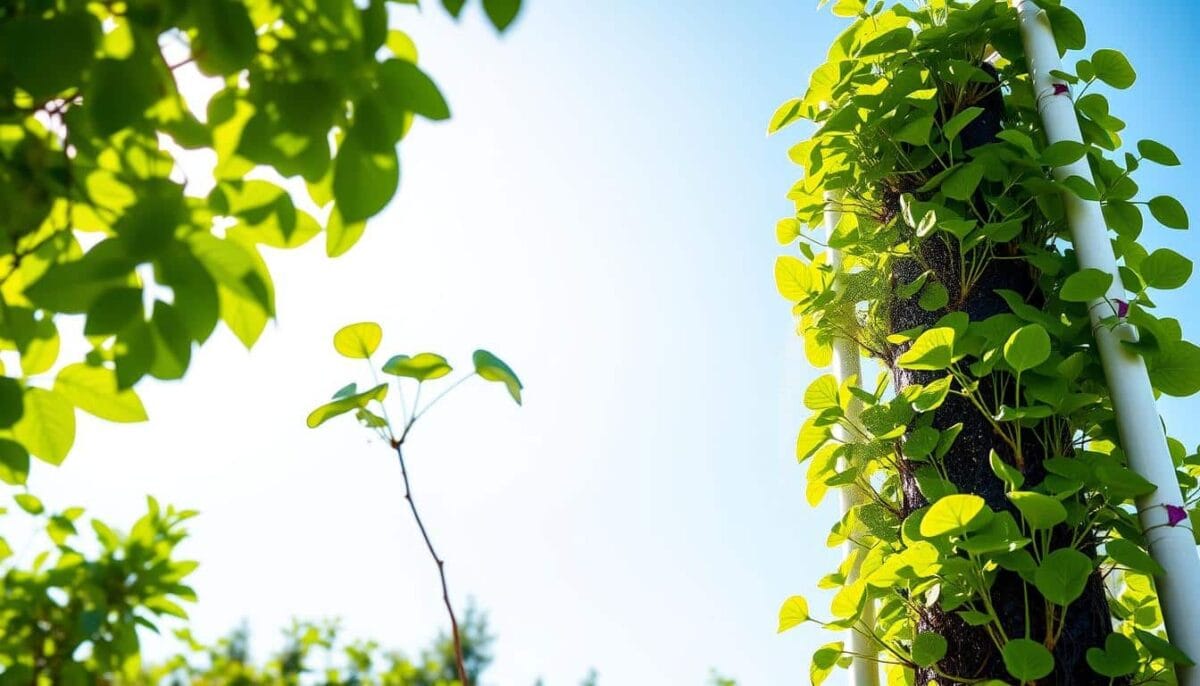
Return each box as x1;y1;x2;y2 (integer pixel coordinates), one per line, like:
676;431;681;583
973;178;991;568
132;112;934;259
16;1;1200;684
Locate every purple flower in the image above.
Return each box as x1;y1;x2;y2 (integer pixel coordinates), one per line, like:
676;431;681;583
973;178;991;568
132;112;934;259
1053;83;1070;96
1114;299;1129;318
1165;504;1188;527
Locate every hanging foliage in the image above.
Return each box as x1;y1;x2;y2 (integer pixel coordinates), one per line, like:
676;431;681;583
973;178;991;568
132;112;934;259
773;1;1198;684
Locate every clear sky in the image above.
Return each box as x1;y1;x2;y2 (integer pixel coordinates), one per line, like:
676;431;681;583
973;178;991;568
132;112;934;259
15;1;1200;684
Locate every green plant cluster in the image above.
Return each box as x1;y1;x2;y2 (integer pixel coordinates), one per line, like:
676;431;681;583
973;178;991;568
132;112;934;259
772;0;1199;683
0;0;519;480
0;495;197;683
0;487;501;685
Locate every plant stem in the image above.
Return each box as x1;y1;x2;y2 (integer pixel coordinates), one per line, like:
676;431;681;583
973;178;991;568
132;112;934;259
393;440;468;685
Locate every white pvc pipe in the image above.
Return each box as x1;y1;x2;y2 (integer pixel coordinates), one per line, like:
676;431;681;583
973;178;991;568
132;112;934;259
1014;2;1200;682
824;192;880;686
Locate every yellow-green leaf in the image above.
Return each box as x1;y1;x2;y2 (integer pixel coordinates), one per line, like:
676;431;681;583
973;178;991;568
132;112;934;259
333;322;383;359
54;363;148;423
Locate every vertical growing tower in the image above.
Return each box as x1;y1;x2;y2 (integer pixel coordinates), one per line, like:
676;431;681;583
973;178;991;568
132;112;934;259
774;1;1200;684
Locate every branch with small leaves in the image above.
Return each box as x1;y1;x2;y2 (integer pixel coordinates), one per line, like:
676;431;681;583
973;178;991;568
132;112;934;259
306;322;522;686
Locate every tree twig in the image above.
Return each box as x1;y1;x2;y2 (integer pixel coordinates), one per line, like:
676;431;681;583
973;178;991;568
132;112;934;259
391;439;468;685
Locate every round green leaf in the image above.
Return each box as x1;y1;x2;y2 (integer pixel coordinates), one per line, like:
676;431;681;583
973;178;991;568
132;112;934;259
0;377;24;428
1105;538;1165;576
0;13;96;99
1060;268;1113;302
12;388;75;466
1002;638;1055;681
1149;195;1189;230
1004;324;1051;373
53;363;148;423
897;327;956;371
1086;633;1138;678
382;353;452;381
378;59;451;122
1007;491;1067;530
919;494;990;538
333;322;383;359
1138;139;1181;166
777;595;809;633
803;374;840;411
1141;248;1193;290
193;0;258;76
333;126;400;223
0;439;30;486
912;632;947;668
1091;49;1136;89
473;350;523;405
1150;341;1200;397
1034;547;1093;606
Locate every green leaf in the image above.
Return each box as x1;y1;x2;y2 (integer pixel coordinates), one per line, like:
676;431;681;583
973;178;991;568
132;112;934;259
0;439;30;486
193;0;258;76
911;633;947;668
1004;324;1051;373
920;494;990;538
53;364;148;423
1105;538;1164;576
941;163;984;201
12;388;75;466
0;377;22;428
1002;638;1055;682
86;57;163;136
1034;547;1092;606
307;383;388;429
810;641;844;686
0;13;96;99
14;493;43;515
378;59;452;122
1086;633;1139;678
473;350;523;405
942;107;983;142
1060;268;1113;302
482;0;522;31
1041;140;1087;167
894;115;934;146
333;125;400;223
989;450;1024;490
1091;49;1136;89
1008;491;1067;530
918;282;949;311
1148;195;1189;229
333;322;383;359
803;375;840;411
326;208;367;258
1149;340;1200;397
85;288;144;337
382;353;452;381
1140;248;1193;289
776;595;809;633
1138;139;1181;166
897;327;955;371
1135;629;1196;667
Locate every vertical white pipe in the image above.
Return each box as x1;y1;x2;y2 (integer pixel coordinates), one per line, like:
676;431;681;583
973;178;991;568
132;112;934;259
1013;3;1200;682
824;192;880;686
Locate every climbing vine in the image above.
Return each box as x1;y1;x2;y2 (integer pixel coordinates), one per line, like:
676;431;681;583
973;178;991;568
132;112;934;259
773;1;1200;684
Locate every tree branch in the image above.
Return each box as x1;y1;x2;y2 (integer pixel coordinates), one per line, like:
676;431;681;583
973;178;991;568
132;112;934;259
392;440;468;685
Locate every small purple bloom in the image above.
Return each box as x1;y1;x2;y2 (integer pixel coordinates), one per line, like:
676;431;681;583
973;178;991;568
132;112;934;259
1053;83;1070;96
1165;504;1188;527
1114;299;1129;318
